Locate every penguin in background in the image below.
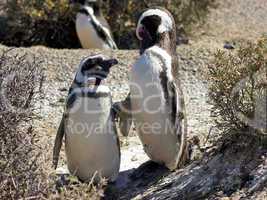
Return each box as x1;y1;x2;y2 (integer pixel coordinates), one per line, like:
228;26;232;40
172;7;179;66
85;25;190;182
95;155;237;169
70;0;117;49
53;55;120;183
115;7;189;170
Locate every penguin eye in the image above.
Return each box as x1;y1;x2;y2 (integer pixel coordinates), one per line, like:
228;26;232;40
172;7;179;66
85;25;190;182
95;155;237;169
95;57;104;64
82;57;103;72
90;57;103;65
95;66;102;71
81;63;93;72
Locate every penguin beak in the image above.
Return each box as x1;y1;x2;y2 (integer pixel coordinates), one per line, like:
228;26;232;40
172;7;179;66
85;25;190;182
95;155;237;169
104;58;118;67
107;58;118;66
100;58;118;71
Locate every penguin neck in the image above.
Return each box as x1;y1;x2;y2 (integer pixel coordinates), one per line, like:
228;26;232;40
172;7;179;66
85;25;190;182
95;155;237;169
73;77;106;94
158;32;176;56
80;5;101;17
140;33;175;56
75;75;105;86
79;6;103;31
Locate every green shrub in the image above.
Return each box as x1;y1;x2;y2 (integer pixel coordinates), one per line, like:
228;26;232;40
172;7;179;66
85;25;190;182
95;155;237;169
208;36;266;139
0;0;215;49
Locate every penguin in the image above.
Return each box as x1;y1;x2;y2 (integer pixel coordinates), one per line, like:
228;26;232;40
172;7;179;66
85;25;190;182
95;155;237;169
53;55;120;183
115;7;188;170
70;0;117;49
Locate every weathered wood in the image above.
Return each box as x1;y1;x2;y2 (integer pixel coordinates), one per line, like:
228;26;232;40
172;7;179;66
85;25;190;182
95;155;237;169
105;134;266;200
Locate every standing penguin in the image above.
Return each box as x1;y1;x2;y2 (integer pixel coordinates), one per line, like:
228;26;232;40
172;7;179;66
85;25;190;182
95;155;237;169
53;55;120;182
70;0;117;49
115;7;188;170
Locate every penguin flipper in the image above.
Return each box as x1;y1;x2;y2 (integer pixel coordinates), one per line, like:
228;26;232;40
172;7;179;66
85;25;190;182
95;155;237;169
111;107;121;160
99;26;118;49
112;93;132;137
52;115;65;169
169;81;189;168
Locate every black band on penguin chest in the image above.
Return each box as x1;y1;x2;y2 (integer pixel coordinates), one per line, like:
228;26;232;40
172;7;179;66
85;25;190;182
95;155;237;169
66;86;110;110
79;8;89;15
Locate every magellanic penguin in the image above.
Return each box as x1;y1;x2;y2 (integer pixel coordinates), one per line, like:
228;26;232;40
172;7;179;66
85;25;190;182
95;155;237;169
115;7;188;170
53;55;120;183
70;0;117;49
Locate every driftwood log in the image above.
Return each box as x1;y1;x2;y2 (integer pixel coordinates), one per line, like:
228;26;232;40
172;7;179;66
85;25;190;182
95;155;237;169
105;133;267;200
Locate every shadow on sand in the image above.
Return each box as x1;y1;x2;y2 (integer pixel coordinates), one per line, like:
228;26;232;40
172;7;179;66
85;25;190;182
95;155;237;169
104;161;171;200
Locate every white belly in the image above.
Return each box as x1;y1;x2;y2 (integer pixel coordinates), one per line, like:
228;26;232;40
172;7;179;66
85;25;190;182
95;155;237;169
65;88;120;182
76;14;110;49
130;52;180;170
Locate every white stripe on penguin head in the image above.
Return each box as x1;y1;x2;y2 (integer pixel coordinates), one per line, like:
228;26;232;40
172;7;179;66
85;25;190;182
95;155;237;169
136;9;173;40
75;54;105;83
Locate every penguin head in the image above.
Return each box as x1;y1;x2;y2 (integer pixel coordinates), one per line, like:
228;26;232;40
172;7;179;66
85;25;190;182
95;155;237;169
75;55;118;86
136;8;176;54
70;0;101;15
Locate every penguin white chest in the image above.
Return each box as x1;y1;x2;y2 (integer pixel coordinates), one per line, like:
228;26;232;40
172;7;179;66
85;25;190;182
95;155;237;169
130;47;180;170
131;54;167;116
76;14;109;49
65;87;120;182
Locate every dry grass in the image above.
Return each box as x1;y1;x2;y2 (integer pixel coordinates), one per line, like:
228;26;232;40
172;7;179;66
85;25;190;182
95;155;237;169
55;175;107;200
0;49;47;199
208;36;266;144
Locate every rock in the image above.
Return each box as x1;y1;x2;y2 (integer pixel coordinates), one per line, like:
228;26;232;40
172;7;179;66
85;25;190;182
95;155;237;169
224;42;235;50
